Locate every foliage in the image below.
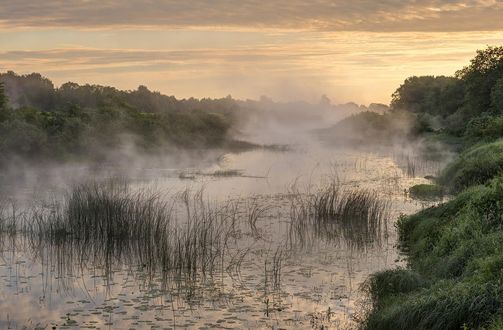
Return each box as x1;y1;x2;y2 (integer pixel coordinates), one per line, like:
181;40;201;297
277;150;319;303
363;175;503;330
464;114;503;142
0;72;238;166
490;76;503;114
409;184;444;201
391;76;464;117
390;46;503;137
362;46;503;329
439;139;503;193
456;46;503;118
0;82;7;122
362;268;427;310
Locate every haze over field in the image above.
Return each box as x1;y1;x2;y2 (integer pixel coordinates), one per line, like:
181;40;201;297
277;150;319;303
2;1;503;103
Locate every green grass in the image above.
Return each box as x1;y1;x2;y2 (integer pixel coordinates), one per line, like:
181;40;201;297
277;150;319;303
409;184;444;201
362;174;503;329
439;138;503;193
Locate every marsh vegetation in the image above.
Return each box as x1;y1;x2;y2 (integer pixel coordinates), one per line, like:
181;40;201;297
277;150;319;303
0;140;434;329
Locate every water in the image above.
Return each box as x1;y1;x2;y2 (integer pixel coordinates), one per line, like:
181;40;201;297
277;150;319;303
0;134;443;329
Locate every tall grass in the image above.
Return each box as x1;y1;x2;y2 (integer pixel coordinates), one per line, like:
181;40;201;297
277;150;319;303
394;152;445;178
406;156;416;177
23;181;247;291
0;200;19;246
287;181;390;251
246;197;273;238
361;175;503;329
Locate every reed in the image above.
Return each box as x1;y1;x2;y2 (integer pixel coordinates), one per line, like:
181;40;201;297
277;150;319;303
21;181;245;292
246;197;273;238
288;181;390;251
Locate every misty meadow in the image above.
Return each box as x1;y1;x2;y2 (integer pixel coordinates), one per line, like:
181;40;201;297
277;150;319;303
2;2;503;330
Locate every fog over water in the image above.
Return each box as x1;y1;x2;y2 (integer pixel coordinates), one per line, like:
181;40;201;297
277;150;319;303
0;103;447;329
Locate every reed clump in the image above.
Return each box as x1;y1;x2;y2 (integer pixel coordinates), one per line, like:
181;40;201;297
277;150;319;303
288;181;390;251
25;181;245;290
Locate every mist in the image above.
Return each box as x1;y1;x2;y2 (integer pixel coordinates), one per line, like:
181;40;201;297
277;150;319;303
0;67;455;330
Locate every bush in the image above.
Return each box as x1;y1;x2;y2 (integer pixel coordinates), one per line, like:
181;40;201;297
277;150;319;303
465;114;503;142
409;184;444;201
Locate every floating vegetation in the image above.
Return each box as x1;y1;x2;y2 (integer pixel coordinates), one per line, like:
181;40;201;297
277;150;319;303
210;169;244;177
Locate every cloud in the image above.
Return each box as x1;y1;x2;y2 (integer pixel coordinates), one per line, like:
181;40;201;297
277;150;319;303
1;0;503;32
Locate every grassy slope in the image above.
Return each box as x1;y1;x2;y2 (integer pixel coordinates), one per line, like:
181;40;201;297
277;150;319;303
363;151;503;329
439;138;503;193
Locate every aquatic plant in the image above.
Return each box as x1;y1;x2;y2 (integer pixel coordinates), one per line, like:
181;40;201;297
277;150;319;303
23;181;247;291
246;196;273;238
287;181;390;251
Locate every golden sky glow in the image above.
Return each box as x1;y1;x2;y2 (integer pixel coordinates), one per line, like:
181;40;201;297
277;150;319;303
2;1;503;104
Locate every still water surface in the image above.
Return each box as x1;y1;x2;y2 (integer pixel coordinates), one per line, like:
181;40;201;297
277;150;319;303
0;136;443;329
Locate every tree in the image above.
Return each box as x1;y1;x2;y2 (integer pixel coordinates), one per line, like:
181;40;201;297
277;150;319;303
0;81;6;109
0;81;8;122
490;75;503;114
456;46;503;116
391;76;464;117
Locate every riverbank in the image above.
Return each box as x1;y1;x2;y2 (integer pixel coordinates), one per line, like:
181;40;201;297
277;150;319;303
360;140;503;330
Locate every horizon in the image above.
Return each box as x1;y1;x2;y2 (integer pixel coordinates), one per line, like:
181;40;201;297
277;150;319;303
2;1;503;104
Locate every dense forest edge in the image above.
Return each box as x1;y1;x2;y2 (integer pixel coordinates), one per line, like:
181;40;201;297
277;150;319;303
357;46;503;329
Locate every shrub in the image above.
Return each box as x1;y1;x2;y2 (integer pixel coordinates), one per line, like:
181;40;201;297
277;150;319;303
409;184;444;201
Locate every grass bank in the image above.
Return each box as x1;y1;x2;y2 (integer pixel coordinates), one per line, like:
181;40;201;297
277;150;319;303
361;149;503;329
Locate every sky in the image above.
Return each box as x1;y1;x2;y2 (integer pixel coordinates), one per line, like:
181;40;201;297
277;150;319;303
1;0;503;104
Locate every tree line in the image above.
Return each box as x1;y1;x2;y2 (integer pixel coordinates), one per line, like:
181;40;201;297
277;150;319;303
0;72;241;166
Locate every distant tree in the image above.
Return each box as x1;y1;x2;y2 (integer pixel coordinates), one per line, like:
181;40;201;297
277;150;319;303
368;103;389;113
0;71;55;111
0;81;8;121
319;94;331;106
